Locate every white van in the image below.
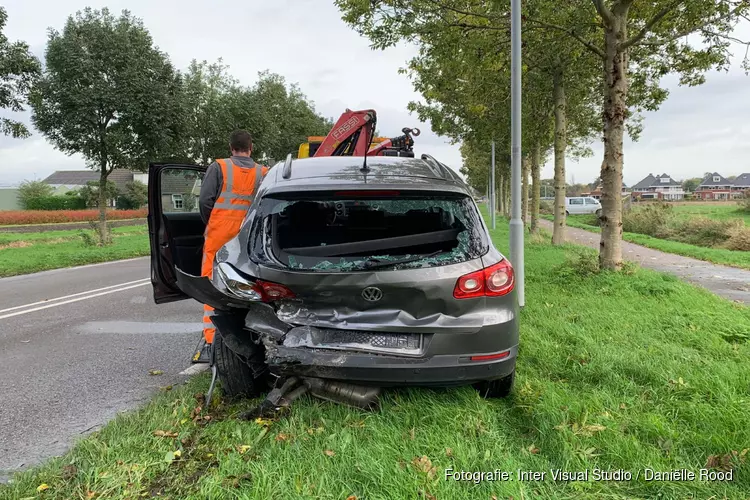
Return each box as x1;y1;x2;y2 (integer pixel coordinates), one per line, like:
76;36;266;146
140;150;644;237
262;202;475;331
566;197;602;216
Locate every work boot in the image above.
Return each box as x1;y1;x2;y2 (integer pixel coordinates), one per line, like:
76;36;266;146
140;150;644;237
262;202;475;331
192;337;212;364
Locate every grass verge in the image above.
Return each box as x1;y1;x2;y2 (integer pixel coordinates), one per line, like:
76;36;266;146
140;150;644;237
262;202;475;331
670;203;750;226
2;222;749;499
542;215;750;270
0;225;150;277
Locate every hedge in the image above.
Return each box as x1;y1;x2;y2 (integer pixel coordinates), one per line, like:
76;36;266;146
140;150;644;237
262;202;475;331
24;195;87;211
0;209;148;225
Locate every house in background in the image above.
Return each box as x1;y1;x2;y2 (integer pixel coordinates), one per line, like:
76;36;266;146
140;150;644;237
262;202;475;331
160;171;201;212
630;173;685;201
695;172;750;200
695;172;736;200
731;173;750;197
42;169;148;207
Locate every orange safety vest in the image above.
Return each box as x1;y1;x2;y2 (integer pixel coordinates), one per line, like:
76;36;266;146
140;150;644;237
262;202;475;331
201;158;267;344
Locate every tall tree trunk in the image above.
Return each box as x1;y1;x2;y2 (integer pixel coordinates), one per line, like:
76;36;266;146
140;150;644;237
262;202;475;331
522;155;530;226
530;141;541;232
599;15;629;270
552;67;567;245
504;174;511;217
98;165;109;246
498;174;504;217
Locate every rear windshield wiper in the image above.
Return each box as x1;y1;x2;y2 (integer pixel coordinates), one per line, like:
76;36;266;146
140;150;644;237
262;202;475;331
362;251;442;270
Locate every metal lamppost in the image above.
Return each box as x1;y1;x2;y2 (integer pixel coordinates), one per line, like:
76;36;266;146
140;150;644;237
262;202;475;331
490;141;496;229
509;0;525;307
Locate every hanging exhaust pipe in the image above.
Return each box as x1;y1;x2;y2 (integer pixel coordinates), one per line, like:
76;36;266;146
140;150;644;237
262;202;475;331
303;378;381;410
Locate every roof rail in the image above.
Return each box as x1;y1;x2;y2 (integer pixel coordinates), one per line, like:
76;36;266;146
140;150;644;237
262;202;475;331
420;154;444;178
421;154;457;181
281;153;293;179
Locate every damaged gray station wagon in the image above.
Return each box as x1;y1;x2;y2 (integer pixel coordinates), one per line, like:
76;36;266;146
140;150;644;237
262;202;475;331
148;154;519;405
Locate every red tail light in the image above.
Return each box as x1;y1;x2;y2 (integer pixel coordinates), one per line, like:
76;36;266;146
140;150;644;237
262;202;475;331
470;350;511;361
256;280;296;301
453;260;515;299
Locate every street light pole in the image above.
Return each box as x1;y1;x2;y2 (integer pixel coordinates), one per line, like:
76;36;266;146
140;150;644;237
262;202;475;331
491;141;496;229
509;0;525;307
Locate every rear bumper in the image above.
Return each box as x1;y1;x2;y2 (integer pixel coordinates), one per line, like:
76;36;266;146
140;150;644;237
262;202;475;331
185;270;519;387
265;343;517;386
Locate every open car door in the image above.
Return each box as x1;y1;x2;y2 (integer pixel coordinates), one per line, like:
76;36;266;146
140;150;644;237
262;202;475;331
147;163;207;304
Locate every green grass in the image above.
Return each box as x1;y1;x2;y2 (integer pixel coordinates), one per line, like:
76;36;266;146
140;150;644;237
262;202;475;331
543;215;750;270
0;226;149;277
671;203;750;225
2;222;749;499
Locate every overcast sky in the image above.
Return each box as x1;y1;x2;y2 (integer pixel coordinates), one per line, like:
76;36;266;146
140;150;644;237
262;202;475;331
1;0;749;187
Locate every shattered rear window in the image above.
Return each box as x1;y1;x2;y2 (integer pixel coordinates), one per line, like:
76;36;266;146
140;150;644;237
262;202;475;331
252;194;487;272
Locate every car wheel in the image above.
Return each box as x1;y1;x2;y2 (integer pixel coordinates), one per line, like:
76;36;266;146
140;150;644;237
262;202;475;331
475;370;515;399
214;326;269;399
595;209;602;216
565;210;570;216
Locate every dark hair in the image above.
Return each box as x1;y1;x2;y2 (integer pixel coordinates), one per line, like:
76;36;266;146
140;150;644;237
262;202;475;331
229;130;253;153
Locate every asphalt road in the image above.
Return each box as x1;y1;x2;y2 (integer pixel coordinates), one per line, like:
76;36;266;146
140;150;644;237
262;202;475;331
0;257;204;480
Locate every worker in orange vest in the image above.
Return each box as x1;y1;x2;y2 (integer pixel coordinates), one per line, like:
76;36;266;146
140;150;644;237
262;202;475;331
193;130;269;363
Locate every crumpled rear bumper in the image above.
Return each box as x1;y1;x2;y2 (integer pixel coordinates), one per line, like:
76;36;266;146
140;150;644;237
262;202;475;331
264;342;517;386
180;270;517;386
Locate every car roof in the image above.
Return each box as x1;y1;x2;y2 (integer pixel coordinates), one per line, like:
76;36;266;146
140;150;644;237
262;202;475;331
263;156;469;195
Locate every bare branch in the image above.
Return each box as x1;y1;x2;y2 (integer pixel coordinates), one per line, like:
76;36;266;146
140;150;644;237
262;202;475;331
620;0;685;50
703;29;750;45
424;0;500;22
632;1;750;48
447;22;509;32
419;0;508;34
525;18;606;59
592;0;614;28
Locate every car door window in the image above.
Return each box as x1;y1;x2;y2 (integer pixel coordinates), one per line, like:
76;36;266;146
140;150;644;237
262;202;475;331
585;198;598;205
569;198;584;205
161;168;203;213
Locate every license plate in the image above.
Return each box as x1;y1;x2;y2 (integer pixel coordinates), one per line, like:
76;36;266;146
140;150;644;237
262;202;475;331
283;327;424;356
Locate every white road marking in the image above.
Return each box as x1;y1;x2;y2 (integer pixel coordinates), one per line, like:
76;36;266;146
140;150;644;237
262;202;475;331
180;364;209;376
0;278;150;314
0;282;150;320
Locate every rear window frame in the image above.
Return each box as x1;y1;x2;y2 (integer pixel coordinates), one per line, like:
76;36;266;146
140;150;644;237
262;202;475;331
248;191;489;272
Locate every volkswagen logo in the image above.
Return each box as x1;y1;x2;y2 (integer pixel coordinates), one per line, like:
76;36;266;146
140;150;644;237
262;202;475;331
361;286;383;302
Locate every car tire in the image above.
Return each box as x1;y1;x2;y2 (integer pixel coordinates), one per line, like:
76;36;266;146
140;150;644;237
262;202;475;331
475;370;515;399
214;326;269;399
595;209;602;216
565;210;570;216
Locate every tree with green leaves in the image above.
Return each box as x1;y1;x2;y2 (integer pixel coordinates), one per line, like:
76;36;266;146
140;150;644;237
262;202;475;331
682;177;703;193
339;0;750;269
525;0;750;268
521;2;601;243
30;8;183;244
178;65;331;166
118;180;148;209
17;180;53;209
337;0;599;242
79;180;119;209
179;59;240;165
0;7;40;138
240;71;333;162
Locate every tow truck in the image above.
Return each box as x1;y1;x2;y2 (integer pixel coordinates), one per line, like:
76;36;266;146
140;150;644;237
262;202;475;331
297;108;420;159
